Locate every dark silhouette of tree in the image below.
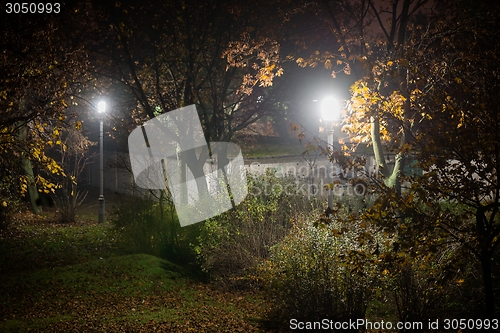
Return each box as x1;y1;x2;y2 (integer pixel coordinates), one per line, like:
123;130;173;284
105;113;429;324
361;0;500;318
89;0;284;142
1;3;92;213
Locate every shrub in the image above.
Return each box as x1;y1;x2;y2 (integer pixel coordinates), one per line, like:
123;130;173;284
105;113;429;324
373;200;494;324
110;194;200;265
53;189;87;223
195;172;320;288
363;198;490;327
52;123;95;223
259;216;382;329
386;244;488;326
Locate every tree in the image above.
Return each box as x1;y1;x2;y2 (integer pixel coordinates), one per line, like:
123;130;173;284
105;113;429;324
0;4;91;213
89;0;284;142
357;0;500;318
317;0;433;192
226;0;433;190
52;122;95;223
410;1;500;317
322;0;500;318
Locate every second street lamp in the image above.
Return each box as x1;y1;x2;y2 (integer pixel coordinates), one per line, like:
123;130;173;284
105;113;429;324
97;101;106;224
320;97;343;210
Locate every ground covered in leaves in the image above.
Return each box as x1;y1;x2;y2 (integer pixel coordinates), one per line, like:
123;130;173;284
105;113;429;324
0;212;268;332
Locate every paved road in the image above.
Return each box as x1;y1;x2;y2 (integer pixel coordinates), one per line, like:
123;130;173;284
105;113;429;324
243;154;329;165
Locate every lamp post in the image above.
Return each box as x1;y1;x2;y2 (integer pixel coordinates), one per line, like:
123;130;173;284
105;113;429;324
320;97;342;210
97;101;106;223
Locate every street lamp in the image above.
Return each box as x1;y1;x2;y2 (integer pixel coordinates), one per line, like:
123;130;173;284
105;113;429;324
97;101;106;223
320;97;343;210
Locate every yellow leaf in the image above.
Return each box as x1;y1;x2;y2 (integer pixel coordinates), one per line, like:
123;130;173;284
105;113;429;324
296;57;307;68
343;64;351;75
324;59;332;69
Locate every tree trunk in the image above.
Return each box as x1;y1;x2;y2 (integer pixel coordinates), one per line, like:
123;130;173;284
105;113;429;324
18;123;42;215
370;115;402;192
22;156;42;215
480;252;495;319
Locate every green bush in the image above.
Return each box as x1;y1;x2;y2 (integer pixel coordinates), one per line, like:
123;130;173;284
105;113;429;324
374;200;493;324
385;244;487;326
195;172;320;288
110;194;200;265
363;198;489;327
259;216;382;329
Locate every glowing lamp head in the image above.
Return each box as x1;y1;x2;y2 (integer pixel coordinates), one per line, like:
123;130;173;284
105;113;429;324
320;97;342;122
97;101;107;114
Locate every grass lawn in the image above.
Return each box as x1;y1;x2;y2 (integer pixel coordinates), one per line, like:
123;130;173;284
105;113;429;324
235;135;305;159
0;212;268;332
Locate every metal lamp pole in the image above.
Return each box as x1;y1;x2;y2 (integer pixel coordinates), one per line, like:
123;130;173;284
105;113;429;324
97;101;106;223
327;124;334;210
321;97;342;210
